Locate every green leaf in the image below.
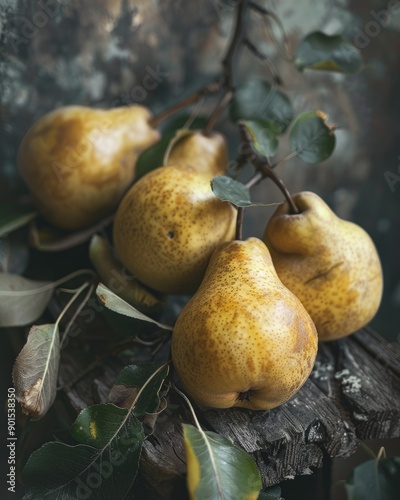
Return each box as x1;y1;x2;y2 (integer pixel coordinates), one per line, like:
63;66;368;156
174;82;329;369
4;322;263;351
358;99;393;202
211;176;251;207
22;418;144;500
211;176;279;208
183;424;262;500
96;282;173;331
289;111;336;164
345;456;400;500
295;32;363;74
0;274;54;327
239;120;278;158
110;363;169;416
70;404;130;448
71;363;168;446
230;79;293;134
12;324;60;420
135;115;208;180
101;307;149;336
23;364;169;499
0;203;37;238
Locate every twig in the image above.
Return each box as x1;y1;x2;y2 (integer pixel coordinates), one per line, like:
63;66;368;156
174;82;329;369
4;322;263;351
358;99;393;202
260;164;299;214
243;38;283;85
150;79;221;128
222;0;248;88
203;90;234;136
60;283;95;347
240;124;300;214
249;1;293;61
204;0;248;134
244;170;263;189
235;207;245;240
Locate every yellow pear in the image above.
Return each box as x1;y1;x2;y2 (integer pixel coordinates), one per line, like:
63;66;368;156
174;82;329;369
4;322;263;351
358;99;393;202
263;191;383;341
18;105;160;230
113;163;237;294
164;130;228;176
171;238;318;410
89;234;163;315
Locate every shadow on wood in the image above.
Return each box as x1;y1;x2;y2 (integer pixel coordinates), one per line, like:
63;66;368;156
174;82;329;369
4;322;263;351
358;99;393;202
58;326;400;498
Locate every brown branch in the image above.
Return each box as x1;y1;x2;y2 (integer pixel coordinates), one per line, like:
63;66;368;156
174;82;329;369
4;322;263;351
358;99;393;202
203;90;234;136
235;206;245;240
240;124;300;214
204;0;248;134
149;79;221;128
243;37;283;85
244;170;263;189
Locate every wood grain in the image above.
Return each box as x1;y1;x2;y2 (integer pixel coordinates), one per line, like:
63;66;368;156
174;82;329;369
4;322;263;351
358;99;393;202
58;327;400;495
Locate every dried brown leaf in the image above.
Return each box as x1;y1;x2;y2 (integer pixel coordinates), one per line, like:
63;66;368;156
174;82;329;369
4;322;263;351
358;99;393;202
12;324;61;419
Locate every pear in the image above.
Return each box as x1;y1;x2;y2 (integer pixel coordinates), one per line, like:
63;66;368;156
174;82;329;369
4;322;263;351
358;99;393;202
171;238;318;410
164;130;228;176
89;234;163;315
18;105;160;230
113;163;237;294
263;191;383;341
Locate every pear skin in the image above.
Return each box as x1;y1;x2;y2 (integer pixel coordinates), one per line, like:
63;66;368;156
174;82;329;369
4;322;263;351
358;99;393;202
164;130;228;176
171;238;318;410
18;105;160;230
263;191;383;341
89;234;164;315
113;165;237;294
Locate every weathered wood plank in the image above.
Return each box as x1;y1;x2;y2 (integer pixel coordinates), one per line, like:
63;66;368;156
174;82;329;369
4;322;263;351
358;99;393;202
57;327;400;493
202;374;358;486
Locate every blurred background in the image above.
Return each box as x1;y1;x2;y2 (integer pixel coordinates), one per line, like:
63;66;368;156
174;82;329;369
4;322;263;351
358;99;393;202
1;0;399;498
1;0;399;340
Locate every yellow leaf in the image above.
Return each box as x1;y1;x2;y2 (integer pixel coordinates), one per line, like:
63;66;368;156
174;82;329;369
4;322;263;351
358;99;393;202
183;426;201;499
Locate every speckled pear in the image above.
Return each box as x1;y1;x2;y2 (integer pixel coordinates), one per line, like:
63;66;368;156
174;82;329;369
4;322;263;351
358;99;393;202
113;130;235;294
18;105;160;230
263;191;383;341
164;130;228;176
113;163;236;294
171;238;318;410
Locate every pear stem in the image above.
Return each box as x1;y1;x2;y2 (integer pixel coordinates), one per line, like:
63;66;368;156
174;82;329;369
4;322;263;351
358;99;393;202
262;165;300;214
240;124;300;214
203;90;234;136
244;170;263;190
149;79;221;128
249;161;299;214
235;207;245;240
173;385;203;430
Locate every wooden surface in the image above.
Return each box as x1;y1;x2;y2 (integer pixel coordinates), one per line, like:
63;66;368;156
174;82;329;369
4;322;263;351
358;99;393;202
58;326;400;497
